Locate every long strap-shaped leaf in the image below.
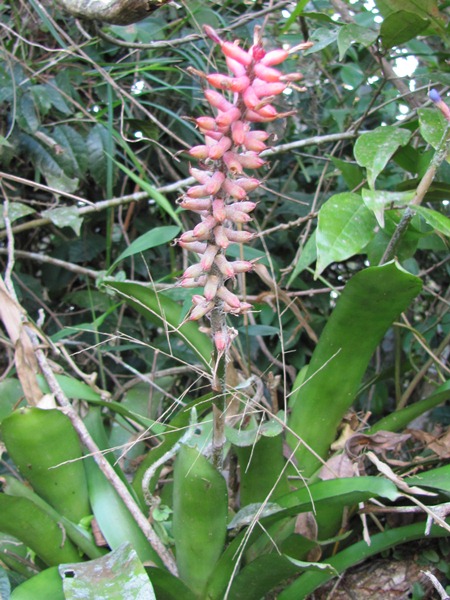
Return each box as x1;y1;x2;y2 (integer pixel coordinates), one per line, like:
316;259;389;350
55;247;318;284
288;261;422;477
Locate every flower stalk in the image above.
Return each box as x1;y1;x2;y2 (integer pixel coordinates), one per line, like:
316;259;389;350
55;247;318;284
178;26;310;467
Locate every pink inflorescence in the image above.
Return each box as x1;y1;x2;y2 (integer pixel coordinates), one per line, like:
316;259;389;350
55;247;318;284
177;26;309;352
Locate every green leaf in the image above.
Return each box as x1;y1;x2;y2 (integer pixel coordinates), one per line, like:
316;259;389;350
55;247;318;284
234;434;289;505
304;27;339;54
106;281;212;367
146;568;198;600
418;108;450;162
51;125;87;179
315;192;376;276
82;409;163;567
19;94;39;133
115;161;182;227
239;325;279;337
41;206;83;235
331;157;365;190
0;495;81;566
370;380;450;433
227;554;301;600
337;24;378;60
109;225;180;272
380;11;429;48
281;0;310;31
60;543;155;600
87;124;113;188
20;133;79;193
374;0;445;33
354;126;411;189
361;189;415;227
0;202;35;229
278;522;449;599
173;445;228;596
1;408;91;523
2;475;103;560
10;567;64;600
414;205;450;237
406;463;450;495
287;262;422;476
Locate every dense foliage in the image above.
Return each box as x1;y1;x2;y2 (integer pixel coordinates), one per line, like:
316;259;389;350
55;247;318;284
0;0;449;598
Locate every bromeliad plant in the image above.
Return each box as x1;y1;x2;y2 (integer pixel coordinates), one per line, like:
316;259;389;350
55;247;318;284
1;15;450;600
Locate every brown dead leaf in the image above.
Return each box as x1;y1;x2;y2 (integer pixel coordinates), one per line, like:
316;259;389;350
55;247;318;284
345;430;411;458
318;452;355;480
409;427;450;459
0;276;42;405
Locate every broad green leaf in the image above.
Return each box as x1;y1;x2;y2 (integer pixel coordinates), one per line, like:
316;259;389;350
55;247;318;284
304;27;339;54
19;94;39;133
10;567;64;600
374;0;445;33
146;568;198;600
288;262;422;476
87;124;113;188
51;125;87;178
337;24;378;60
0;202;35;229
278;522;449;599
2;475;103;560
380;11;429;48
60;543;155;600
414;205;450;237
109;225;180;272
418;108;450;162
276;477;400;514
234;434;290;505
173;445;228;596
41;206;83;235
331;157;365;190
107;281;212;367
361;189;415;227
315;192;376;276
406;463;450;495
354;126;411;189
227;554;302;600
19;133;80;193
84;454;162;566
0;495;81;566
1;408;91;523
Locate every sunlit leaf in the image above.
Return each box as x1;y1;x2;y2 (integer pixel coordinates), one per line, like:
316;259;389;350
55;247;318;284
60;543;155;600
0;202;35;229
354;127;411;189
41;206;83;235
315;192;376;276
414;205;450;237
361;189;415;227
337;24;378;60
